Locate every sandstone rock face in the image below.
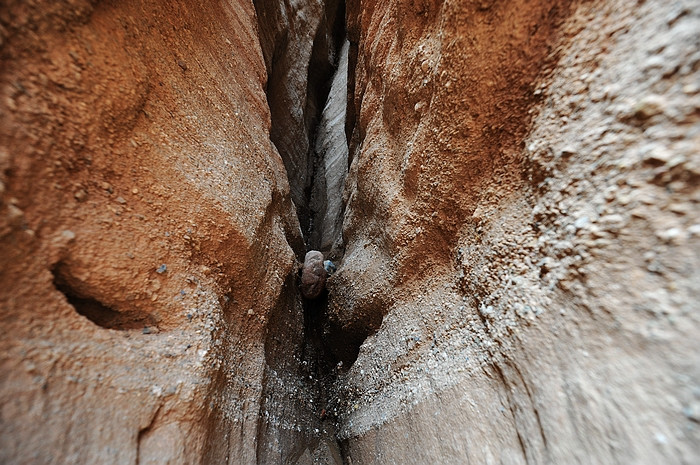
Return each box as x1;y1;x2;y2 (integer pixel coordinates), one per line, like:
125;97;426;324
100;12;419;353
2;0;699;463
328;0;700;463
0;0;303;463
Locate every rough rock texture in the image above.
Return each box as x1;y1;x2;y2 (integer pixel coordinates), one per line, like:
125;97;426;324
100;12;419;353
254;0;345;234
2;0;700;463
310;40;350;255
0;0;304;463
329;0;700;463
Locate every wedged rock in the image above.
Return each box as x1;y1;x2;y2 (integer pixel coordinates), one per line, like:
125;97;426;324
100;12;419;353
301;250;327;299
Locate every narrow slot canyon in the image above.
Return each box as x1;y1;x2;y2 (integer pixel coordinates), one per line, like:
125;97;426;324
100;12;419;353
1;0;699;464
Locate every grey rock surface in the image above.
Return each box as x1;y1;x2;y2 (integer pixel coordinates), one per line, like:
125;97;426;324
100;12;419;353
254;0;344;232
310;40;350;255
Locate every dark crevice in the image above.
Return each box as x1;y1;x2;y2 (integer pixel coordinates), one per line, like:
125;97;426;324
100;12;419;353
255;0;347;246
302;289;337;403
303;1;347;245
253;0;365;461
301;38;339;239
320;310;377;370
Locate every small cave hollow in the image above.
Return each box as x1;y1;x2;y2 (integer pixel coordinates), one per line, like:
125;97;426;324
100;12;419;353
52;263;157;331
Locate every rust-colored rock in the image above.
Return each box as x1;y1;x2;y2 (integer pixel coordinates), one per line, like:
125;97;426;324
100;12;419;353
301;250;327;299
1;0;699;463
328;0;700;463
0;0;303;463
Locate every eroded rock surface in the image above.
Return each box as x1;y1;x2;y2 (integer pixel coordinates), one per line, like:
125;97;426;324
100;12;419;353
1;0;699;463
329;0;700;463
254;0;345;234
310;40;350;256
0;0;303;463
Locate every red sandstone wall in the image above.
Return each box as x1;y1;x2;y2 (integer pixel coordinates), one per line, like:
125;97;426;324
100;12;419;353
0;1;301;463
330;0;700;462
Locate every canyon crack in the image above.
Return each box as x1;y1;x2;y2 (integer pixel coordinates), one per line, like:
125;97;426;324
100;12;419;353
0;0;699;464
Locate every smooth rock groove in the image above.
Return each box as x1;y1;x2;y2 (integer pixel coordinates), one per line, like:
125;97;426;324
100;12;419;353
254;0;346;236
310;40;351;255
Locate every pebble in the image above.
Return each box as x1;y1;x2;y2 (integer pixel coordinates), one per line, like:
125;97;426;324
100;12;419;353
323;260;337;275
6;204;24;225
633;94;666;120
599;214;625;232
74;189;88;202
61;230;76;242
656;227;684;244
560;146;576;158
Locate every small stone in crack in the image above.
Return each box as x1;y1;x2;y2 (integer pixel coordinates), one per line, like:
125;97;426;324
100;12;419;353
323;260;336;275
301;251;327;299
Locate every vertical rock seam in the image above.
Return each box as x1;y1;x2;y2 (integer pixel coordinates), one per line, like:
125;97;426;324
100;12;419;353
253;0;351;463
310;40;351;257
254;0;348;242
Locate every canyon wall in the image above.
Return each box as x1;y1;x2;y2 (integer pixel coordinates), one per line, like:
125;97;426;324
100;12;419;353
0;0;304;463
0;0;698;464
310;40;350;256
330;0;700;463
